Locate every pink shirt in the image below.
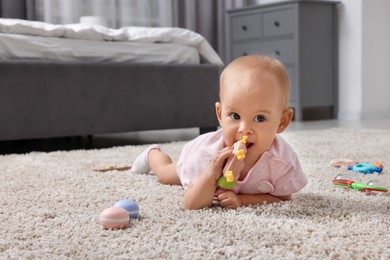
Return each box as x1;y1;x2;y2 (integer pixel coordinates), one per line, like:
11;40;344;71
176;129;307;196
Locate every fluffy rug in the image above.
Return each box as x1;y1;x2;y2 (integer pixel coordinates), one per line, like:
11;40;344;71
0;128;389;259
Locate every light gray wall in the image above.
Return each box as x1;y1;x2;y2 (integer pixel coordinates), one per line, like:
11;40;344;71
331;0;390;120
337;0;363;120
361;0;390;119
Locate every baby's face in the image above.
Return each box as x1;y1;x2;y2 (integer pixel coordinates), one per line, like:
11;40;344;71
216;70;287;165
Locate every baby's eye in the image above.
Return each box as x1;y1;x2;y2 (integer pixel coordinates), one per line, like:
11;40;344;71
230;113;240;120
254;115;266;122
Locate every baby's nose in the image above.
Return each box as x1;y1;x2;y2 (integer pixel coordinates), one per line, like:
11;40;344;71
238;121;253;135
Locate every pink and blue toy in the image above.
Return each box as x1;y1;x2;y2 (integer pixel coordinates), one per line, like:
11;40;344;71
100;199;140;229
114;199;140;219
348;162;383;174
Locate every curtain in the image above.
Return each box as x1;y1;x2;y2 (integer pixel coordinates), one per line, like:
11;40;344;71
34;0;174;28
0;0;35;19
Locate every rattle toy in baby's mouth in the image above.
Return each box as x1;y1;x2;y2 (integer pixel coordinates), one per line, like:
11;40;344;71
218;135;248;189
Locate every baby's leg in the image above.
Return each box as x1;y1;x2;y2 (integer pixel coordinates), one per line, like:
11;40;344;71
130;145;180;185
130;144;160;174
149;149;180;185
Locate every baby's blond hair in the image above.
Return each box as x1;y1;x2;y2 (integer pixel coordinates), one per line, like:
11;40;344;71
220;55;290;109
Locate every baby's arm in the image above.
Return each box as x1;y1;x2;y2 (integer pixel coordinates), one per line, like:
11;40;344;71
182;147;232;210
216;190;291;209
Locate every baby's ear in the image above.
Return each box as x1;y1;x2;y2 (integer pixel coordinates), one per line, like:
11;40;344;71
215;102;223;124
277;108;294;133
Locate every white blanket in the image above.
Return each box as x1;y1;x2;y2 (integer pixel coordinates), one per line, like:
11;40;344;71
0;18;224;65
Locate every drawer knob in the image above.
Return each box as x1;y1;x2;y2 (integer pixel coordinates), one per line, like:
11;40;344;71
274;21;280;27
241;25;247;31
274;49;281;56
242;52;248;56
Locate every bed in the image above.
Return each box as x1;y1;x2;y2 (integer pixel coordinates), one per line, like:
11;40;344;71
0;18;223;141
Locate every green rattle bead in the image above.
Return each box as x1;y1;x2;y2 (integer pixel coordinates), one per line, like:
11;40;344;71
218;176;237;189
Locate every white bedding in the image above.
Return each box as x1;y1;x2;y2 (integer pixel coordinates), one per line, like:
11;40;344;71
0;18;224;65
0;33;200;64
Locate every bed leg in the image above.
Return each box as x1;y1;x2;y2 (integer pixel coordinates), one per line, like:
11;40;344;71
85;135;93;149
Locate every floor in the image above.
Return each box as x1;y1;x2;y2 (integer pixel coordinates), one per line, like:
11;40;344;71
1;118;390;155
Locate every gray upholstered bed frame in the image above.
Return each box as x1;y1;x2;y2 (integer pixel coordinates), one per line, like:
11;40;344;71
0;60;221;141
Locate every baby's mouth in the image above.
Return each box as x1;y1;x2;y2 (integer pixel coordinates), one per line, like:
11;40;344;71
245;142;254;149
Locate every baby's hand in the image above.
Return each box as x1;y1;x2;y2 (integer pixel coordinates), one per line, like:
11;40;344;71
215;189;243;209
204;147;232;181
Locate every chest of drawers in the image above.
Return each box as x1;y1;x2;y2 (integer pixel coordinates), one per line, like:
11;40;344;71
226;1;338;120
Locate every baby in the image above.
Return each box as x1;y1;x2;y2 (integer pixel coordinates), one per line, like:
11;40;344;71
131;55;307;210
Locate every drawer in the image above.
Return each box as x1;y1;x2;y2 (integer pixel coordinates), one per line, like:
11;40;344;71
232;39;294;64
263;8;294;37
231;13;262;41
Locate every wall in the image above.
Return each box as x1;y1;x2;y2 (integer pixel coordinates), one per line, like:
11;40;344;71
361;0;390;119
337;0;363;120
334;0;390;120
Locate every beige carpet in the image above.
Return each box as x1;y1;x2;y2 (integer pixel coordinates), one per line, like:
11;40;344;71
1;128;389;259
